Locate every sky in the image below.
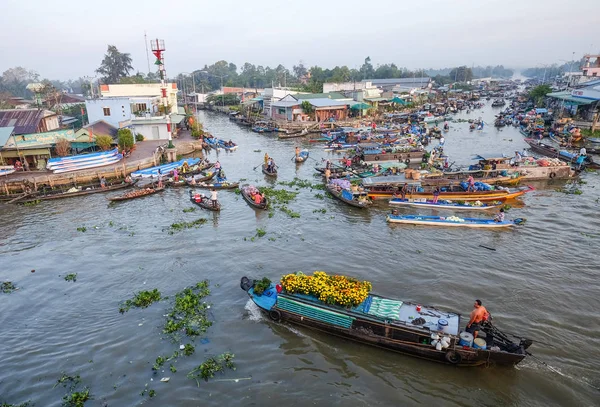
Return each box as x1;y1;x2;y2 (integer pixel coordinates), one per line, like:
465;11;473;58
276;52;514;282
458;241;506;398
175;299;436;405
1;0;599;80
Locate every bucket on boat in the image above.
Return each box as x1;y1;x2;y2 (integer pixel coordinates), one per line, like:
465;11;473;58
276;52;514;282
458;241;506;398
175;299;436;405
437;319;449;333
473;338;487;350
413;171;421;180
416;304;422;312
458;331;474;347
405;169;413;179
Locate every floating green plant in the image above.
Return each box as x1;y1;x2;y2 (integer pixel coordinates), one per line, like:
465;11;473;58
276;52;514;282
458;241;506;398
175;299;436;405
1;281;16;293
163;281;212;339
182;207;196;213
168;218;207;234
187;353;236;386
76;226;87;232
120;289;162;313
64;273;77;282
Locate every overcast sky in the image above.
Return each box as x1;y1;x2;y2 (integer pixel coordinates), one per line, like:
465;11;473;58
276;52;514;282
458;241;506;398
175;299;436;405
2;0;599;80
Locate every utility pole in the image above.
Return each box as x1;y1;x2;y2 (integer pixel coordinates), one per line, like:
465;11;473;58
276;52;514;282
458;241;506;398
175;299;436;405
144;31;151;75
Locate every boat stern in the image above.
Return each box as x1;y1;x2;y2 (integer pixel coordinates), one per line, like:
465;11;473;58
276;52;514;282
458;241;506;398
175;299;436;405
240;277;278;311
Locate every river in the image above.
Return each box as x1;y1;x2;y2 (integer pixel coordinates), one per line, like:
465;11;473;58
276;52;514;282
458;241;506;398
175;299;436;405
1;103;599;406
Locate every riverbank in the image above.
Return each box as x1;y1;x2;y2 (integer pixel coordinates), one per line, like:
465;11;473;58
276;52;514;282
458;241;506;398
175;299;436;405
0;133;204;194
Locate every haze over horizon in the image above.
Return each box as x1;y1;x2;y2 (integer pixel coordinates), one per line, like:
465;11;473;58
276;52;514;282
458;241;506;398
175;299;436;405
2;0;599;80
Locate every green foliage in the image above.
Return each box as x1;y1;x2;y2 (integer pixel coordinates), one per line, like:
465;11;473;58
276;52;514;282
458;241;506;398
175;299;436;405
167;218;207;234
255;228;266;238
135;133;144;142
187;353;235;385
94;134;113;151
1;281;16;293
76;226;87;232
64;273;77;282
301;100;314;115
62;388;91;407
117;128;134;151
182;207;196;213
0;402;33;407
120;289;162;313
96;45;134;84
529;84;552;105
183;343;195;356
206;93;239;106
163;281;212;338
23;199;41;206
253;277;271;296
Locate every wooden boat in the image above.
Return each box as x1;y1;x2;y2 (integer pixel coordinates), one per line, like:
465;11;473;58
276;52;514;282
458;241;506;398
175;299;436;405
262;164;278;177
365;183;534;201
189;191;220;211
421;174;522;187
387;214;522;228
187;179;239;190
294;150;310;163
326;184;372;208
108;186;164;202
389;198;503;211
524;138;597;168
19;180;136;204
240;185;268;210
131;158;202;178
240;276;531;367
167;171;215;187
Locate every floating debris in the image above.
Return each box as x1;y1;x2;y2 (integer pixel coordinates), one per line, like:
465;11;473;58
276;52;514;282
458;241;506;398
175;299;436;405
119;289;162;313
76;226;87;233
187;353;236;386
167;218;207;234
1;281;17;293
182;207;196;213
64;273;77;282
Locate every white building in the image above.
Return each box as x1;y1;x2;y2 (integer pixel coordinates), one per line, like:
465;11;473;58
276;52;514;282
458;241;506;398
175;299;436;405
262;88;302;116
323;82;372;93
99;83;178;114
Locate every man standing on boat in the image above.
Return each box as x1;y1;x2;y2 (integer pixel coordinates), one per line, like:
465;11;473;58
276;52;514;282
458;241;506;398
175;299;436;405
210;188;218;208
466;299;488;339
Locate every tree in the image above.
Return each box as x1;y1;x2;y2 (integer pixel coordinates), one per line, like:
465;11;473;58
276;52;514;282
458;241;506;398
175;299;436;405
0;67;39;98
301;101;314;117
529;84;552;106
117;128;134;151
54;138;71;157
360;57;375;80
449;66;473;83
95;135;113;151
96;45;134;84
293;62;308;79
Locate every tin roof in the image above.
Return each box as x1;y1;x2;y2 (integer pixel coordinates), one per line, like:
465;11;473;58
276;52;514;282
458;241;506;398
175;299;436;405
0;126;15;147
83;120;118;138
308;98;349;108
0;109;45;134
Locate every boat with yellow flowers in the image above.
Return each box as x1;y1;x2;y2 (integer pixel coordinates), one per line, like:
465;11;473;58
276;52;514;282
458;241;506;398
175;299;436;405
240;271;533;366
241;271;532;367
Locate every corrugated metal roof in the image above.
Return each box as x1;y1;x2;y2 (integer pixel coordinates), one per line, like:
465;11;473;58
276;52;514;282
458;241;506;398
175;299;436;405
295;92;346;100
366;77;430;85
84;120;118;138
271;100;299;108
0;126;15;147
308;99;349;108
0;109;45;134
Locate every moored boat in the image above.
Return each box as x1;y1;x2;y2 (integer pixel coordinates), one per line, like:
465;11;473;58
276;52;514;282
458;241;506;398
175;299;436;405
19;180;136;204
108;186;164;202
326;182;371;209
294;150;310;163
386;214;522;228
240;272;531;367
187;179;240;189
389;198;503;211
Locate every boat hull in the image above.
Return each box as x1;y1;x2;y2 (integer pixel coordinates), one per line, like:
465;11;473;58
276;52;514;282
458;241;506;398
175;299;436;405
389;199;502;211
387;215;513;228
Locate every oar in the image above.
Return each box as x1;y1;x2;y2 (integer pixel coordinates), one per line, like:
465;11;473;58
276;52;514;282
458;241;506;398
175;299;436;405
253;163;264;171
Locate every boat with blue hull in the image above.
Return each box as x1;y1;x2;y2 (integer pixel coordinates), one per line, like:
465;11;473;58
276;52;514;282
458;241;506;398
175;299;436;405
294;150;310;163
131;158;202;178
240;276;531;367
386;214;523;228
389;198;503;211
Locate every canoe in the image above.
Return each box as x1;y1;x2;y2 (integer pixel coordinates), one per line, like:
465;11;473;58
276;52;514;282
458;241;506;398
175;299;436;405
588;138;600;144
189;191;220;211
240;185;268;210
366;185;534;201
294;150;310;163
240;275;531;367
167;171;215;187
387;214;520;228
108;187;165;202
326;184;372;209
389;198;503;211
19;180;137;204
262;164;278;177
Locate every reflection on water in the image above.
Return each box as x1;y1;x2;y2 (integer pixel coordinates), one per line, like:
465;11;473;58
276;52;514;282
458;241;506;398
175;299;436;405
0;106;598;406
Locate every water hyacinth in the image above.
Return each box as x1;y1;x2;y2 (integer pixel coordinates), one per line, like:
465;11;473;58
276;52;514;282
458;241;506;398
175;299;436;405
280;271;372;307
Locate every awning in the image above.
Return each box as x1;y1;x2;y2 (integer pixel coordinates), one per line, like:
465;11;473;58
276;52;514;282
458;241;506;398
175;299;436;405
170;114;186;124
391;97;408;105
547;91;594;105
0;148;51;157
365;97;389;102
350;103;370;110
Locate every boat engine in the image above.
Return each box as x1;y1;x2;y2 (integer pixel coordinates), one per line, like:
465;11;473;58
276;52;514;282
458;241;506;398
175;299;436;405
240;276;254;292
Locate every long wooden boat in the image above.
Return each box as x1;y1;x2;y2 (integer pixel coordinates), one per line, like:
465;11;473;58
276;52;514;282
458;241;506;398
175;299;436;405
387;214;520;228
524;138;596;168
108;186;164;202
389;198;503;211
549;134;600;155
240;276;531;367
326;184;372;209
131;158;202;178
262;164;278;177
167;171;215;187
19;180;136;204
240;185;268;210
189;191;221;211
365;182;534;201
360;150;425;164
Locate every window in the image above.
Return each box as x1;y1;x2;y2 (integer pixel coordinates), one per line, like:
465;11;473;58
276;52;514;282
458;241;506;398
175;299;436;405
103;107;111;116
278;108;286;115
134;103;147;112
